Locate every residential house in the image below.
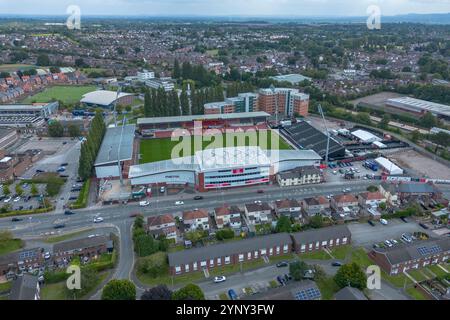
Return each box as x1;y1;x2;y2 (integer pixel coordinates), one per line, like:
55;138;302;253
291;225;351;254
274;199;303;221
167;233;292;275
182;209;210;231
243;280;321;300
147;214;178;241
369;238;450;275
379;182;400;206
301;196;330;216
214;206;242;230
277;166;322;187
334;287;368;300
244;202;272;225
358;192;386;208
331;194;359;215
52;235;113;265
0;248;44;277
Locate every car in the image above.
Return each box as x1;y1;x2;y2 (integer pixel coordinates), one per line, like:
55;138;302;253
368;220;375;227
64;210;76;215
194;196;203;200
160;186;166;193
400;216;408;223
419;223;429;230
257;190;264;194
213;276;226;283
139;201;150;207
284;274;292;282
228;289;238;300
54;224;65;229
11;217;23;222
36;169;44;173
391;239;398;245
373;244;380;249
175;201;184;205
332;261;343;267
44;252;51;260
380;219;388;225
384;240;393;248
332;170;337;175
276;261;289;268
401;234;413;243
93;217;104;223
57;167;66;173
38;275;45;282
277;275;286;286
60;163;68;167
69;196;78;201
3;196;12;203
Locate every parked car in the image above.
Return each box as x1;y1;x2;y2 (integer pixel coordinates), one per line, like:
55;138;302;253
277;275;286;286
384;240;393;248
54;224;66;229
276;261;289;268
175;201;184;205
284;274;292;282
194;196;203;200
3;196;12;203
368;220;375;227
380;219;388;225
60;163;68;167
139;201;150;207
401;233;413;243
332;262;342;267
44;252;51;260
11;217;23;222
213;276;226;283
228;289;238;300
400;217;408;223
257;190;264;194
64;210;76;215
419;223;429;230
160;186;166;193
390;239;398;245
93;217;104;223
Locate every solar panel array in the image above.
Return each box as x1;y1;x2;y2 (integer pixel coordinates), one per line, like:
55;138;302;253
19;250;37;260
293;286;322;300
417;245;442;256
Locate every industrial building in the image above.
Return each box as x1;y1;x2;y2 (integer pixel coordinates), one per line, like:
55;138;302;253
281;121;346;159
386;97;450;120
128;147;321;192
351;129;382;144
80;90;134;108
94;124;136;179
0;102;59;128
374;157;404;175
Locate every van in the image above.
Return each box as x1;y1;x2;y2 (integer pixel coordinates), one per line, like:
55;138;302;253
380;219;388;225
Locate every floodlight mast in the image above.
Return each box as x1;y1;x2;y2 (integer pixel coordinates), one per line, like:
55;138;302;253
113;86;121;127
318;104;330;167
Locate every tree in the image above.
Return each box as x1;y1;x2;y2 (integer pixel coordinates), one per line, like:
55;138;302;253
289;260;309;281
2;184;10;196
141;285;173;300
275;216;292;233
173;59;181;79
172;284;205;300
309;215;323;229
421;112;437;128
48;121;64;137
379;114;391;130
30;183;39;196
367;185;379;192
101;279;136;300
411;130;421;143
68;124;81;137
215;228;234;241
334;263;367;290
15;184;24;197
36;54;50;66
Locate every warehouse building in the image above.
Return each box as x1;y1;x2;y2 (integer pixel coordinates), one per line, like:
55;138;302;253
386;97;450;120
94;124;136;179
374;157;404;175
128;147;321;192
351;129;382;144
80;90;134;109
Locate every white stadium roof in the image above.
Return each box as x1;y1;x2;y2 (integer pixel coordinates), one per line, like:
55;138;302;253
80;90;133;107
95;124;136;166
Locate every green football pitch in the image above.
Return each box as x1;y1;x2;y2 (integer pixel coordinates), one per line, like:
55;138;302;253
139;130;292;164
22;85;97;104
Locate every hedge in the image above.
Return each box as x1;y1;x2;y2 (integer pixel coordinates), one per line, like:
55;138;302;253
70;179;90;209
0;206;54;218
44;270;70;284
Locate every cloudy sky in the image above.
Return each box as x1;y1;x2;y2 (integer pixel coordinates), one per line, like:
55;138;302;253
0;0;449;16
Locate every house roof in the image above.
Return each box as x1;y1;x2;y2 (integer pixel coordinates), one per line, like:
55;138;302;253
245;202;272;213
334;287;368;300
9;274;38;300
147;214;175;227
291;225;351;245
183;209;208;221
52;235;110;253
333;194;358;204
360;192;385;201
275;199;301;209
374;238;450;265
214;206;240;217
398;183;439;194
168;233;291;267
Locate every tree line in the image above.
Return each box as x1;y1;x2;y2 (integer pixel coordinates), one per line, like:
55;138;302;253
78;111;106;180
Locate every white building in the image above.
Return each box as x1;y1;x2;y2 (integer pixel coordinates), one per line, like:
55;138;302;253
374;157;404;175
351;129;382;144
137;70;155;81
145;78;175;92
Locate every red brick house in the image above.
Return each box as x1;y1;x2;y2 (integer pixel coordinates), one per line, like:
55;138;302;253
147;214;178;241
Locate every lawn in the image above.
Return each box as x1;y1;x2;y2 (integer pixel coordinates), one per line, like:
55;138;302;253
427;264;448;278
139;130;292;164
0;64;34;72
297;250;331;260
22;85;96;104
330;245;352;260
43;229;94;244
316;276;341;300
0;239;24;255
406;269;429;282
405;286;429;300
0;281;12;293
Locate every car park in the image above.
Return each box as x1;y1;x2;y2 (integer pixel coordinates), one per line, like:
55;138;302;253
276;261;288;268
214;276;226;283
402;233;413;243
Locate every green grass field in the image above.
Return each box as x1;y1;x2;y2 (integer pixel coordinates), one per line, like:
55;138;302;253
0;239;24;256
139;131;292;164
0;64;34;72
22;85;96;104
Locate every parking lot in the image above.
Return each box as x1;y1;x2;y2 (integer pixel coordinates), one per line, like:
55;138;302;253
325;160;379;184
0;182;46;211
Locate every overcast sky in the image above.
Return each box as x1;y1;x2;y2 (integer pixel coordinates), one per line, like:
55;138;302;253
0;0;449;17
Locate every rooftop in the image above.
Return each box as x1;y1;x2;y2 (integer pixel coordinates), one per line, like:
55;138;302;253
80;90;133;106
53;235;110;253
95;124;136;166
386;97;450;117
137;112;270;125
270;74;312;84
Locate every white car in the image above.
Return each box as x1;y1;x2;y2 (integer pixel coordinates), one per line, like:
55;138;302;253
213;276;226;283
390;239;398;245
3;196;12;203
380;218;388;225
175;201;184;206
13;197;21;202
139;201;150;207
44;252;51;260
93;217;104;223
384;240;393;248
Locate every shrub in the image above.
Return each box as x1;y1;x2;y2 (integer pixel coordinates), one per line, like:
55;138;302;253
215;228;234;241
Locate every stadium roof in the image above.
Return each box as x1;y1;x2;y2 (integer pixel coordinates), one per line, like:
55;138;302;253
386;97;450;118
282;121;346;159
0;104;49;111
196;146;271;171
137;112;270;125
95;124;136;166
374;157;403;175
80;90;133;107
128;156;198;178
